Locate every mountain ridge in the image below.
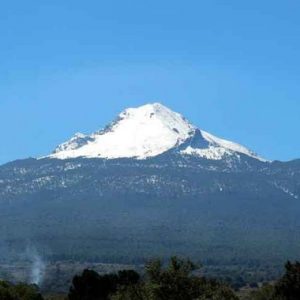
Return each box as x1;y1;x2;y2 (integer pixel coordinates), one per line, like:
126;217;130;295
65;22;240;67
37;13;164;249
47;103;265;162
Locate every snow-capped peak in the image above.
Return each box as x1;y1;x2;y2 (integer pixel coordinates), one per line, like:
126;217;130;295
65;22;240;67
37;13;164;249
49;103;195;160
47;102;266;162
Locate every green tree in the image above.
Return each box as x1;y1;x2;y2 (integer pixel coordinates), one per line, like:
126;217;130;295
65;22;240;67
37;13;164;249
68;269;140;300
274;261;300;300
113;257;237;300
245;284;276;300
69;257;239;300
0;280;43;300
0;281;14;300
68;269;118;300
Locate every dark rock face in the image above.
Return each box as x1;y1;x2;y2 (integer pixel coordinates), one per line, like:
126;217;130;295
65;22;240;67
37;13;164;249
0;154;299;266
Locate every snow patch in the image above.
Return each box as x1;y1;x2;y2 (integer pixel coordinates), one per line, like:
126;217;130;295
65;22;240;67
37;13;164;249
181;146;233;160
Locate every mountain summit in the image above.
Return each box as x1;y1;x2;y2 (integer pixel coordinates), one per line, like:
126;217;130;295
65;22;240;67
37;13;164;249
49;103;264;161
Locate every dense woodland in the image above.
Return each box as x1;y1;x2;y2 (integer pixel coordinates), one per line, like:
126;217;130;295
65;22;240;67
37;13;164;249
1;257;300;300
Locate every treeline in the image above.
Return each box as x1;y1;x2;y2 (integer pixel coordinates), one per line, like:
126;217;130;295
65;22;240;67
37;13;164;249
0;281;43;300
243;261;300;300
67;258;300;300
68;257;238;300
1;258;300;299
68;257;237;300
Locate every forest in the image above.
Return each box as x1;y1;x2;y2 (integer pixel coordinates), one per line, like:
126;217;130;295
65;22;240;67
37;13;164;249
1;257;300;300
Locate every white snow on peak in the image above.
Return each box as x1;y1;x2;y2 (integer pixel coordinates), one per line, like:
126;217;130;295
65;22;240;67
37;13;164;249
200;130;256;157
181;145;233;161
192;130;266;161
49;103;195;160
52;132;91;153
47;102;266;162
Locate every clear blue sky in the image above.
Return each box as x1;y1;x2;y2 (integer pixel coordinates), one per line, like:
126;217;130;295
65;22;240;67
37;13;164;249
1;0;299;164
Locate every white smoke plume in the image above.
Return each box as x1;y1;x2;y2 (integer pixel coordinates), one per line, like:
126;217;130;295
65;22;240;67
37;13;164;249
25;246;46;286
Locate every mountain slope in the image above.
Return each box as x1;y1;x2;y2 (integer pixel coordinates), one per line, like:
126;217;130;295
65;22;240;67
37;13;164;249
0;103;299;270
0;155;299;265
